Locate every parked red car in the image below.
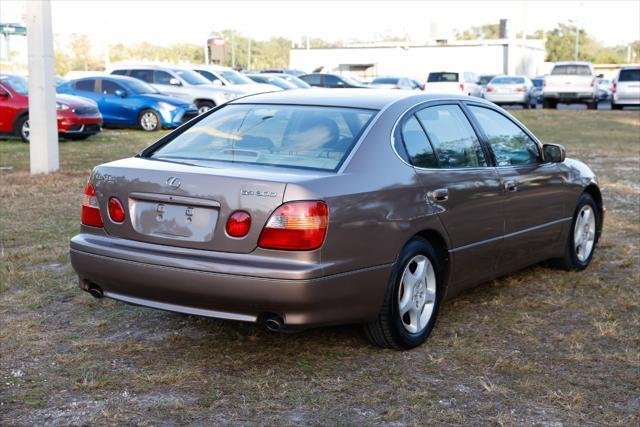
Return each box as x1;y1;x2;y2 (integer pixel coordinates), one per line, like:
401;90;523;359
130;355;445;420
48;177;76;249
0;74;102;142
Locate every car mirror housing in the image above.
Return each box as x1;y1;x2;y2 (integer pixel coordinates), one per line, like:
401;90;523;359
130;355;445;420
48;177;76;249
169;78;181;86
596;73;604;79
114;89;126;98
543;143;566;163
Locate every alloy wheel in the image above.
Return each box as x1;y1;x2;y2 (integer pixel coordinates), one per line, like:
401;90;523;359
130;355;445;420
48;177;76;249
574;205;596;262
397;255;437;334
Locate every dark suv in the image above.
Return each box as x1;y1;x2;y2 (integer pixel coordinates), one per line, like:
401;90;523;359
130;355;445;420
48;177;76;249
299;73;371;89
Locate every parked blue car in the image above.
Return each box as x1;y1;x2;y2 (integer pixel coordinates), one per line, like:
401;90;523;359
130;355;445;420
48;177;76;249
58;76;198;131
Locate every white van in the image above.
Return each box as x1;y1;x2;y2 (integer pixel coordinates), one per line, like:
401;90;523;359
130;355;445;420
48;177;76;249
423;71;482;97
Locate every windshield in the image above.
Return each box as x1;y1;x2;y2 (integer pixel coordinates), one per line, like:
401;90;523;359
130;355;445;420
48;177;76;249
277;75;311;88
171;69;211;85
428;72;459;83
551;65;592;76
220;70;254;85
491;77;525;85
126;78;160;94
0;74;28;94
478;75;495;85
341;75;363;86
150;104;377;171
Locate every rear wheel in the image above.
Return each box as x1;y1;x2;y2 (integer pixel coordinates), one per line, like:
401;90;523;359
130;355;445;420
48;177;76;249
543;98;557;109
587;100;598;110
196;101;214;114
138;109;160;131
553;193;599;271
522;101;530;109
612;102;622;110
17;115;30;143
364;238;442;349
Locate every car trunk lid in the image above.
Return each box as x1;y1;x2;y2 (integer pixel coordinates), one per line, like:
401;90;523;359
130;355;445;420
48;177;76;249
90;157;288;253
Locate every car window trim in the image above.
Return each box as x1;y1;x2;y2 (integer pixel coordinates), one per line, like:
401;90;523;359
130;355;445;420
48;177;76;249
391;99;493;170
462;101;545;167
0;82;14;98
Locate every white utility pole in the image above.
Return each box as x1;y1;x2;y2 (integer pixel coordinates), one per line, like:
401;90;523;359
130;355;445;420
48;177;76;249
26;0;58;174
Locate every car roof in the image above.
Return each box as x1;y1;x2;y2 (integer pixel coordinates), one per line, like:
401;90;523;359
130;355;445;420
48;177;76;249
554;61;593;66
70;75;143;85
230;89;477;110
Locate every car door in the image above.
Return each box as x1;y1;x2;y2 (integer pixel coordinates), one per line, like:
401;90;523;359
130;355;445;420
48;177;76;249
465;103;567;274
402;102;504;291
99;79;131;124
0;83;16;132
71;79;103;116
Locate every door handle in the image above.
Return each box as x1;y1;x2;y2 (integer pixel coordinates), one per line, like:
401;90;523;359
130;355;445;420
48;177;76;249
504;180;519;192
427;188;449;203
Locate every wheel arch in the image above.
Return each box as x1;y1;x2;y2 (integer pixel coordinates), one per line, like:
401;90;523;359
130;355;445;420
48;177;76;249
194;98;216;107
12;109;29;134
583;183;604;241
412;228;451;295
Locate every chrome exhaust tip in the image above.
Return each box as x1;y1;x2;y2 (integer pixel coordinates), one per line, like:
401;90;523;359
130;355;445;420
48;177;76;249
264;314;284;332
88;285;103;299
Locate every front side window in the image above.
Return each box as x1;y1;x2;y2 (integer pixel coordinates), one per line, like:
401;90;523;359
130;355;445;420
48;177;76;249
101;80;125;95
468;106;541;166
154;70;175;85
401;115;437;168
1;75;28;94
75;79;96;92
149;104;377;172
324;75;343;88
415;105;487;168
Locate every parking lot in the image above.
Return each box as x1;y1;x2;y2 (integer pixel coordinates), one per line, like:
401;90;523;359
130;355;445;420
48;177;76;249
0;108;638;425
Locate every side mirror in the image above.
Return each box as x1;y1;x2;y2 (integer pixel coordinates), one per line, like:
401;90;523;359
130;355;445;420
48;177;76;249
114;89;126;98
596;73;604;79
543;143;566;163
169;78;181;86
0;88;9;97
212;80;223;87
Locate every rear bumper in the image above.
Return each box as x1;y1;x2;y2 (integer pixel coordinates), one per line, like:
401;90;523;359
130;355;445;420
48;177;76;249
69;234;391;327
484;93;528;104
613;93;640;105
542;92;595;102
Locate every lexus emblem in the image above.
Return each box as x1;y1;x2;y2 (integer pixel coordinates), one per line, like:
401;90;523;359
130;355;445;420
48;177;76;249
166;176;181;189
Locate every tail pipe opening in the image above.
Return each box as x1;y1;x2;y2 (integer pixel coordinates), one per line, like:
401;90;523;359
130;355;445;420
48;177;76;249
88;284;104;299
263;313;285;332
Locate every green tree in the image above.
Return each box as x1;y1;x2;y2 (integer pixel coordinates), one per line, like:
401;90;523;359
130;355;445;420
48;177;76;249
455;24;500;40
69;33;93;70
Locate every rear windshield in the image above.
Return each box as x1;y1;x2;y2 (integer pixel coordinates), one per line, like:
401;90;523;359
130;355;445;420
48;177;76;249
478;75;495;85
551;65;592;76
149;104;377;171
619;69;640;82
428;72;459;83
372;77;399;84
491;76;525;84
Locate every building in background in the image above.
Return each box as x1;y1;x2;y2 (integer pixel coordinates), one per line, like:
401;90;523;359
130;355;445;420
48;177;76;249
290;38;547;81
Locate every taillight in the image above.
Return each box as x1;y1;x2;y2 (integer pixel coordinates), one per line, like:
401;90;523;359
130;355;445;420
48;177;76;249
485;86;493;92
612;82;616;93
391;85;400;90
459;83;465;92
543;79;547;87
108;197;126;223
258;201;328;251
226;211;251;238
590;78;596;87
515;86;525;92
421;83;426;91
81;182;103;227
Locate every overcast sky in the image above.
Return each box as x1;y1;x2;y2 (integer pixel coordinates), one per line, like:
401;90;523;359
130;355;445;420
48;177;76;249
2;0;639;50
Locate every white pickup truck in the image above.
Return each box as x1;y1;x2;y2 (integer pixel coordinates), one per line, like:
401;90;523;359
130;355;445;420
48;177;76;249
543;62;601;109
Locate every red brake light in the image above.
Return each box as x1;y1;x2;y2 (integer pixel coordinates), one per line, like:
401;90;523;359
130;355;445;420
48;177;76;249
590;78;596;87
391;85;400;90
258;201;328;251
226;211;251;238
108;197;126;223
515;86;525;92
612;82;617;93
459;83;465;92
485;86;493;92
81;182;104;227
421;83;426;91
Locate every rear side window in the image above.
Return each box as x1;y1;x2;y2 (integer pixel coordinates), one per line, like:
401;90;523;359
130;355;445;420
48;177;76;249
415;105;486;168
427;72;459;83
149;104;377;172
324;75;343;88
468;106;541;166
619;69;640;82
129;69;154;83
111;69;128;76
401;116;437;168
75;79;96;92
551;65;592;76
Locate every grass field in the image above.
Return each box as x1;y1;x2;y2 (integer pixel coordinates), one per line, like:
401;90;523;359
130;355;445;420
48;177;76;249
1;110;639;425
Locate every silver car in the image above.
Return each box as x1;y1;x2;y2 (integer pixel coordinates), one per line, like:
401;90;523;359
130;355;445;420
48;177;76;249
483;75;536;109
191;65;279;95
111;65;244;113
612;66;640;110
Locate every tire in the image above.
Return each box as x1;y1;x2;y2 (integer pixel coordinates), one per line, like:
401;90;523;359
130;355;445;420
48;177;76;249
542;98;557;109
587;100;598;110
612;102;622;110
16;115;29;143
196;101;215;114
522;101;530;110
138;109;161;132
364;237;443;349
552;193;600;271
